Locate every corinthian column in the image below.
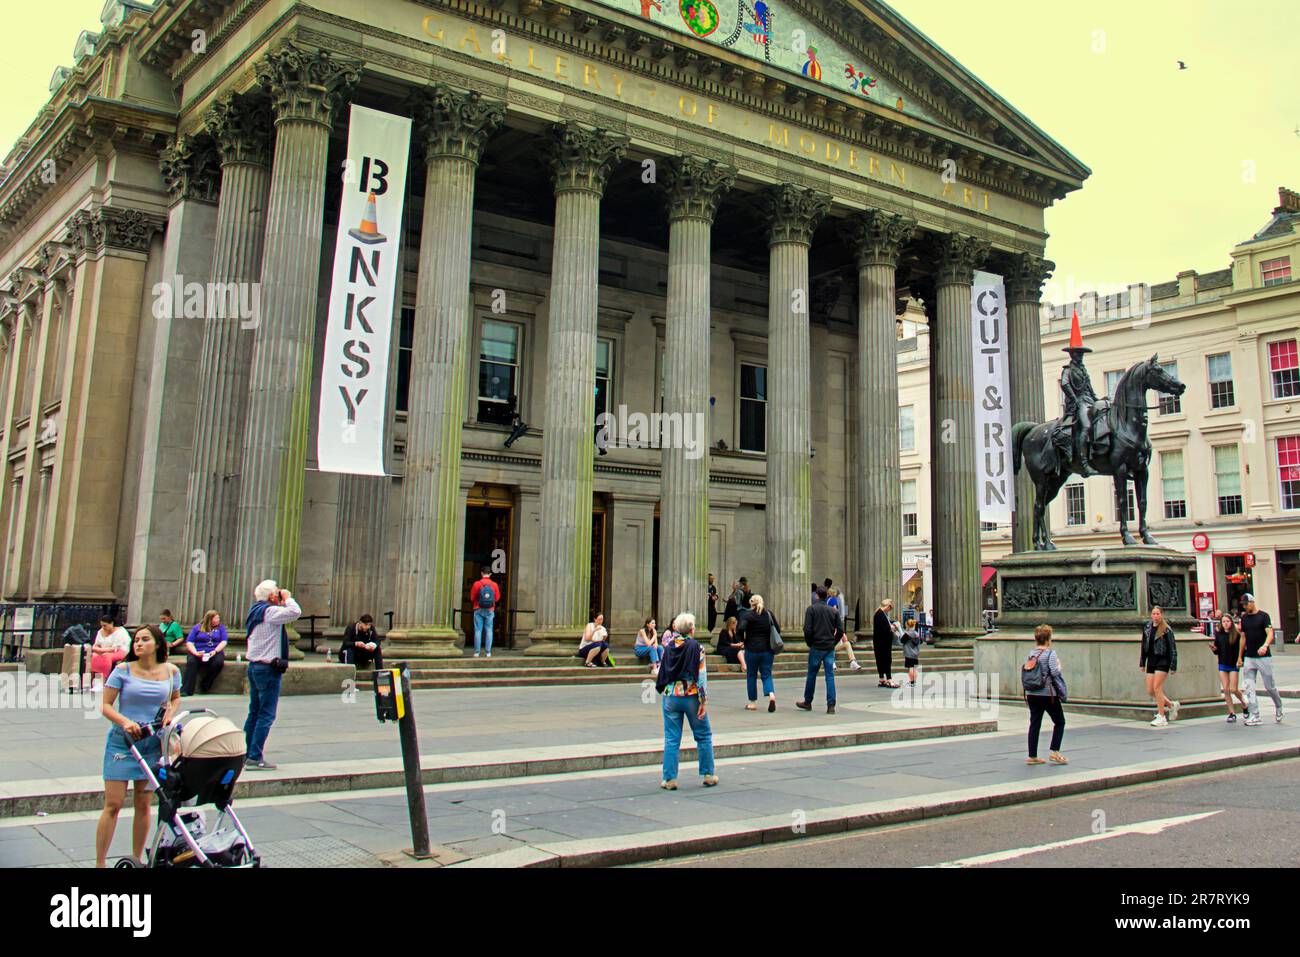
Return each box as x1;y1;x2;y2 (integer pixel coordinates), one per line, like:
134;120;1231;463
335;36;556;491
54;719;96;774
758;184;830;627
657;157;734;626
177;94;273;622
388;86;503;657
1006;253;1054;554
930;232;990;641
527;123;627;655
233;43;359;597
844;210;915;634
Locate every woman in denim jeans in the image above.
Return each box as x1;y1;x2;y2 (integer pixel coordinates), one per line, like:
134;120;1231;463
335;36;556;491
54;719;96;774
656;613;717;790
740;594;779;712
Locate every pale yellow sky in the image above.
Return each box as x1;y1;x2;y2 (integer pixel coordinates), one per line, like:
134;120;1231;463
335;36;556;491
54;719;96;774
2;0;1295;298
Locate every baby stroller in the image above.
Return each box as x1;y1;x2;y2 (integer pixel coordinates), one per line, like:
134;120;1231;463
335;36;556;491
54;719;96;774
115;707;261;868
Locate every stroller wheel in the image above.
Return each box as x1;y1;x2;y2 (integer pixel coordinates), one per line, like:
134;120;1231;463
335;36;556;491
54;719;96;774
113;857;144;869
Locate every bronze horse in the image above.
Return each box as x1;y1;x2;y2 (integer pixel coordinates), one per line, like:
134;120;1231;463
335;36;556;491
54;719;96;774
1012;356;1186;550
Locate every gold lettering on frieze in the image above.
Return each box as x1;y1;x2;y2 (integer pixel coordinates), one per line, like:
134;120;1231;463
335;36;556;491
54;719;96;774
527;46;543;71
868;156;881;176
421;14;444;42
768;124;790;147
707;103;718;125
555;54;569;80
583;64;601;90
982;192;990;211
611;72;624;97
889;162;905;185
825;142;841;163
798;133;816;155
848;149;858;169
461;26;482;53
679;94;697;118
963;186;973;205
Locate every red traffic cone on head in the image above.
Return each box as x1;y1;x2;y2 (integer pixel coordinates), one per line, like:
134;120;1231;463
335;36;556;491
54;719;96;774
348;191;388;245
1063;309;1091;353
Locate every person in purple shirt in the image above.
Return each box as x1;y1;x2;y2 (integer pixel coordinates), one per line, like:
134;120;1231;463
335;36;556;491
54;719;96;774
182;609;228;696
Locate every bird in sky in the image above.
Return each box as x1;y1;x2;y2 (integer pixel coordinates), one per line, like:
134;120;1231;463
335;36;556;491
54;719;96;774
1177;60;1188;70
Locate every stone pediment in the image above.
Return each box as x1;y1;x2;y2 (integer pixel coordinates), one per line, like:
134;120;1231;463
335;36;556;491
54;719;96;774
577;0;1088;183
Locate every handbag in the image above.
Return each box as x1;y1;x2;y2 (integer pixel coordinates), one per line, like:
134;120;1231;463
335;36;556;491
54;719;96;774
271;625;290;674
767;611;784;654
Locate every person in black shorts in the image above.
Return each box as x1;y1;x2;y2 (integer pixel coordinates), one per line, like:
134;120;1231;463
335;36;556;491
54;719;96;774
1140;606;1179;727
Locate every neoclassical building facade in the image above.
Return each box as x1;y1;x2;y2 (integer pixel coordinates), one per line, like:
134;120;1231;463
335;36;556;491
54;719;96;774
0;0;1087;654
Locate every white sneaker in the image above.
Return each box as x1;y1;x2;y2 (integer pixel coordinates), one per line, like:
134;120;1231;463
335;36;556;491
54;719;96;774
473;652;480;658
485;653;491;659
1276;710;1284;724
850;660;862;671
1150;714;1168;728
1167;700;1180;721
1244;715;1262;726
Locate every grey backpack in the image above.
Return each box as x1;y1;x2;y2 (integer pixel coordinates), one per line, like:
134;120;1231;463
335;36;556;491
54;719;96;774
1021;649;1052;693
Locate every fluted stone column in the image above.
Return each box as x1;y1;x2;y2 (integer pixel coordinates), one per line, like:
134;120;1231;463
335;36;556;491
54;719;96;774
178;95;272;622
388;86;503;657
758;185;830;627
330;474;389;627
232;43;358;598
930;233;990;641
657;157;734;626
1007;254;1054;554
845;210;916;634
527;123;627;655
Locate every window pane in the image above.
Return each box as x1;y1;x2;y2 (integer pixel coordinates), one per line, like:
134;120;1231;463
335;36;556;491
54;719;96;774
901;479;917;507
739;400;765;452
1215;445;1243;513
1270;340;1300;399
1065;484;1085;525
1105;370;1122;397
899;406;915;451
396;307;414;413
740;364;766;401
480;321;518;362
1158;361;1181;414
1262;257;1292;287
1207;353;1232;381
1279;436;1300;511
596;339;610;378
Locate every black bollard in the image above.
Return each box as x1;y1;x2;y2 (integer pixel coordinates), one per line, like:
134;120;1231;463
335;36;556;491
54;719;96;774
373;664;431;859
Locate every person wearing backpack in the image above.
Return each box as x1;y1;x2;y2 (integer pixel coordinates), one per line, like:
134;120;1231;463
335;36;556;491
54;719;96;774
1023;624;1068;766
469;568;501;658
739;593;779;712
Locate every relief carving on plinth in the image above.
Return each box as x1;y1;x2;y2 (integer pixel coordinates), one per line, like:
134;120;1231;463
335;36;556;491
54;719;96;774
1002;573;1137;612
409;85;506;165
545;122;629;195
1147;574;1188;610
254;41;361;128
661;155;736;223
758;183;831;246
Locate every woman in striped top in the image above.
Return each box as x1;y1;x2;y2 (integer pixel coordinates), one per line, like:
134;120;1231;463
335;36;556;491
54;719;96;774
1024;624;1068;766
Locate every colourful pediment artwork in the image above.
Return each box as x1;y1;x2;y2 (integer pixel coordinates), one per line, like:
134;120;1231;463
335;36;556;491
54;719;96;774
601;0;941;123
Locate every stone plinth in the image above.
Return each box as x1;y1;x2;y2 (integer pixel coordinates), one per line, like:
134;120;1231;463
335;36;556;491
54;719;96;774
977;547;1220;714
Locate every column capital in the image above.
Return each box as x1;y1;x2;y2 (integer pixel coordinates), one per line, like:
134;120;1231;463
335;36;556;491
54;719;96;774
65;206;166;257
1005;252;1056;304
545;122;628;195
661;156;735;223
409;84;505;165
158;133;222;206
254;41;360;128
935;232;991;286
205;93;274;168
843;209;916;267
759;184;831;246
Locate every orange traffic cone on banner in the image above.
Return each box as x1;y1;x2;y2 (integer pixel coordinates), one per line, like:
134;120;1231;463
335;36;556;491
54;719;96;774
348;191;388;245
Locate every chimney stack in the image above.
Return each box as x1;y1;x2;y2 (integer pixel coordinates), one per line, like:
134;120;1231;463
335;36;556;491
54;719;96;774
1279;187;1300;214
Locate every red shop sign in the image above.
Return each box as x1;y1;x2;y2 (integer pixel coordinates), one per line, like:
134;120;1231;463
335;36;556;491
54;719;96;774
1244;552;1256;568
1192;533;1209;552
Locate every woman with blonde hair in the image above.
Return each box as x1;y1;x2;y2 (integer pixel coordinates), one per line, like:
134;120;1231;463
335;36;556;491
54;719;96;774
1140;606;1179;727
871;598;900;688
181;609;228;696
715;615;745;670
739;593;779;712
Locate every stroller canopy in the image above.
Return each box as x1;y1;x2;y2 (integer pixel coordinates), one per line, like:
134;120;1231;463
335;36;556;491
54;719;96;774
177;715;246;758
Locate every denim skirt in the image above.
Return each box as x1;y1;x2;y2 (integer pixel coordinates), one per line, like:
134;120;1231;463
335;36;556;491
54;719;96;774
103;727;161;785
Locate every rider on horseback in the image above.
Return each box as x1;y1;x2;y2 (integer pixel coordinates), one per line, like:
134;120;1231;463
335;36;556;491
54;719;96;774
1060;311;1098;478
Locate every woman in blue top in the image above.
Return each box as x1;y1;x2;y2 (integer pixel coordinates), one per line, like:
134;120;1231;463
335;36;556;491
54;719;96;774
96;624;181;867
182;609;228;696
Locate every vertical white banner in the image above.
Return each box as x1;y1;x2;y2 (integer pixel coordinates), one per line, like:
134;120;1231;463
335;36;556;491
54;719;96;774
971;269;1014;522
318;105;411;475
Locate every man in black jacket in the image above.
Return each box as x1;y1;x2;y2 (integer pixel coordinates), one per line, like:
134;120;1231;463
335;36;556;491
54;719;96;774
340;614;383;670
796;586;843;714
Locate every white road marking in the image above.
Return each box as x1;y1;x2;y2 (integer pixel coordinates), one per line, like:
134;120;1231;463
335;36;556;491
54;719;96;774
928;810;1224;867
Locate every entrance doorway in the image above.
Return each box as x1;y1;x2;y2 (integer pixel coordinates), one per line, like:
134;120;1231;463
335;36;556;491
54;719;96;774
1279;551;1299;644
463;485;513;650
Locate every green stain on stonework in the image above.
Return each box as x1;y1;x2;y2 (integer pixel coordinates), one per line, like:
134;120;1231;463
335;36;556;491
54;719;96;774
431;336;469;624
797;458;813;554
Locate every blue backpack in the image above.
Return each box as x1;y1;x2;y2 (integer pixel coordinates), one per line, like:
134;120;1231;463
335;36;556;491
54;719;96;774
477;582;496;609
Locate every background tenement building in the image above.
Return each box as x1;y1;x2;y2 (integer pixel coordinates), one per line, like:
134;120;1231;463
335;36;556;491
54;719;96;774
0;0;1088;653
899;186;1300;641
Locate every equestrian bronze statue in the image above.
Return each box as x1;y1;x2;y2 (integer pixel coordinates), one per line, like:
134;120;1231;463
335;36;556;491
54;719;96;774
1011;316;1186;550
